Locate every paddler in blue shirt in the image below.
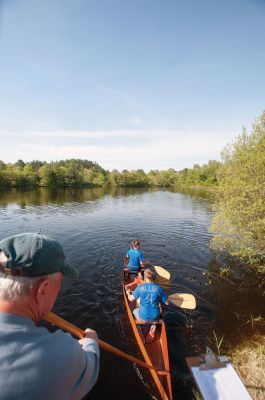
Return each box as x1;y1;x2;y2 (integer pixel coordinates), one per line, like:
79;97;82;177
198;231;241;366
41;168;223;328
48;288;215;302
124;240;145;278
126;269;169;343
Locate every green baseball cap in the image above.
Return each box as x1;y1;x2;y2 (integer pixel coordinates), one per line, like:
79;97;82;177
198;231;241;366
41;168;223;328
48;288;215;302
0;233;79;278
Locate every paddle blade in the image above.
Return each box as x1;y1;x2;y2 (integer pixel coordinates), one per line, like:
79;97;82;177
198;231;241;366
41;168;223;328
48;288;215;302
154;265;171;280
168;293;196;309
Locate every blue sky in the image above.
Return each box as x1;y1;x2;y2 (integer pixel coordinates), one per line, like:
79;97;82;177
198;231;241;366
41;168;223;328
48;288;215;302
0;0;265;171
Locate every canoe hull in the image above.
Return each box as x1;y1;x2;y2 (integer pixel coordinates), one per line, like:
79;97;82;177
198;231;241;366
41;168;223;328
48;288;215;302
123;275;172;400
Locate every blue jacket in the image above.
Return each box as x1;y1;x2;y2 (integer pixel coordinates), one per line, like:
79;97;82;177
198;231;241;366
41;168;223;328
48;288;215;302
0;313;100;400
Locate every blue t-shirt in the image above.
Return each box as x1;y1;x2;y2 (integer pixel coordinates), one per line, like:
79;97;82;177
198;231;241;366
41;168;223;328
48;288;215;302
126;248;144;272
132;282;168;321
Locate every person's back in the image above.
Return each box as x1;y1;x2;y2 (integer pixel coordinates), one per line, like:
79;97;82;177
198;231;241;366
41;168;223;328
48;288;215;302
126;269;168;343
127;247;143;269
0;314;99;400
133;281;167;321
125;240;145;273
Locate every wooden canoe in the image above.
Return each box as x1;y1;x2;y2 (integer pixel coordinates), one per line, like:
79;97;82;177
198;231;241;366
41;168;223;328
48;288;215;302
123;274;172;400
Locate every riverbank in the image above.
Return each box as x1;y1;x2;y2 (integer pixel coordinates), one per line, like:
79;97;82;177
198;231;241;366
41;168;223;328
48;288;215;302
229;334;265;400
203;264;265;399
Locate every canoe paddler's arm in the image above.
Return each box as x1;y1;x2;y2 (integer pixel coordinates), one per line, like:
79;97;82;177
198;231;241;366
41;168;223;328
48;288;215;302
126;289;135;302
76;329;100;396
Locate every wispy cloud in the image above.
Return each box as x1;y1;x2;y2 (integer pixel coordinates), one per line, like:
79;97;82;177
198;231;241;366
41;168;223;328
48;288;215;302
94;82;169;129
26;130;138;138
0;128;235;171
129;115;143;125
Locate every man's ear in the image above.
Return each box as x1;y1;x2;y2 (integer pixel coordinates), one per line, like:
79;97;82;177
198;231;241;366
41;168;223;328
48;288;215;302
34;278;50;303
0;251;8;268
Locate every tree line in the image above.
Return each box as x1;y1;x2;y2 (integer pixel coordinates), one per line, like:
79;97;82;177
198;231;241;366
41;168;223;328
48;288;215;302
0;158;221;188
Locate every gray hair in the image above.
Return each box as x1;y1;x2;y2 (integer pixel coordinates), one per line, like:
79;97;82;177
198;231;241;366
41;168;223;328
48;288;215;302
0;251;58;300
0;250;58;301
0;272;59;301
0;272;42;300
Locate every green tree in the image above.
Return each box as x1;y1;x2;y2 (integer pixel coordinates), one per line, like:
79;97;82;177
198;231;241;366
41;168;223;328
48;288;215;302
0;161;6;171
147;169;179;187
108;170;124;186
93;172;106;186
4;164;18;186
38;165;57;186
210;111;265;265
203;160;221;185
23;165;39;186
28;160;46;172
15;159;26;170
0;161;7;186
82;168;95;186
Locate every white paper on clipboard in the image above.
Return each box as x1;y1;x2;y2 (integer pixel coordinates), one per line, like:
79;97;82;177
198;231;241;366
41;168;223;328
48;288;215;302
191;362;252;400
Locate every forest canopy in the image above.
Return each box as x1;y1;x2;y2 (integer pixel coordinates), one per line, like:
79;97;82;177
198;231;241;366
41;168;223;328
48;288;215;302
0;158;221;188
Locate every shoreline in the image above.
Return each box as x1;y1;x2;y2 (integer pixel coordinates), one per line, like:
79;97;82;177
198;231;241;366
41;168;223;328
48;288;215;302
228;334;265;400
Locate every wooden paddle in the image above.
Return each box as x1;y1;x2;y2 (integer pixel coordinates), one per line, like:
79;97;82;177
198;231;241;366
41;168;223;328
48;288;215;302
168;293;196;310
44;312;169;375
144;262;171;280
153;265;171;280
136;292;196;309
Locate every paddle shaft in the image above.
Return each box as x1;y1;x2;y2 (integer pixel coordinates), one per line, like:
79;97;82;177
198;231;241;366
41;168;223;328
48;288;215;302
45;312;169;375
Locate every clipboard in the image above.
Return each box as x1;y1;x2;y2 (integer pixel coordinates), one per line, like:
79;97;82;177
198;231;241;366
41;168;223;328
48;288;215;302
186;356;252;400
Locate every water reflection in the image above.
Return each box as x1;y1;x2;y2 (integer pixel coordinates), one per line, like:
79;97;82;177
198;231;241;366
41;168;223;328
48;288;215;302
172;185;212;199
0;186;212;208
0;187;108;206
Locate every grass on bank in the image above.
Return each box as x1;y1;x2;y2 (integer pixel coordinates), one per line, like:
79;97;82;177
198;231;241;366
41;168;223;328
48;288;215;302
228;335;265;400
194;337;265;400
204;266;265;400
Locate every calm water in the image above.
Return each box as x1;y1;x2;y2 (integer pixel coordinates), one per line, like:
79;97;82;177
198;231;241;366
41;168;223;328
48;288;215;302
0;187;262;399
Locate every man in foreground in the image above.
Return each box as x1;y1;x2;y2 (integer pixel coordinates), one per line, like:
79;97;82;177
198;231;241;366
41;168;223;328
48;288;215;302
0;232;100;400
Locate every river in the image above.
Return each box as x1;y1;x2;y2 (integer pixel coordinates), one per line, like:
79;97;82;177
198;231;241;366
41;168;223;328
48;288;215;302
0;187;262;399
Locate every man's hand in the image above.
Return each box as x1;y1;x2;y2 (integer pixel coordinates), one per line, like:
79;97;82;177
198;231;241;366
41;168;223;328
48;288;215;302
79;328;98;345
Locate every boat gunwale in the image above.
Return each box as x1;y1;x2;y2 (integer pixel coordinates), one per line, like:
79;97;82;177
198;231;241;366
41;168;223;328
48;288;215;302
123;276;172;400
